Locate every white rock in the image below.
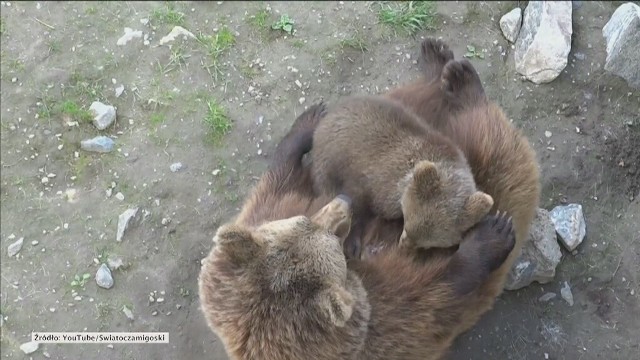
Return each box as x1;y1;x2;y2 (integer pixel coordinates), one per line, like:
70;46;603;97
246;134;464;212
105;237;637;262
515;1;572;84
115;85;125;98
170;162;183;172
89;102;116;130
560;281;574;306
20;341;39;354
123;305;134;320
500;7;522;43
298;97;306;105
7;237;24;257
602;2;640;89
505;208;563;290
116;208;139;242
549;203;586;251
159;26;196;46
117;27;143;46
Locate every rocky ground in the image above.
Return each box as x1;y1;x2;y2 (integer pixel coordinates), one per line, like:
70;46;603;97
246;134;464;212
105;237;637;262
1;1;639;359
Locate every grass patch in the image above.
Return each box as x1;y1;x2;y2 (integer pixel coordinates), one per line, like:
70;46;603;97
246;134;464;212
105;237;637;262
272;14;295;35
340;35;369;52
248;8;271;29
85;6;97;15
204;98;232;144
58;100;94;123
150;113;165;125
375;1;437;36
292;39;305;48
151;4;185;26
197;27;236;80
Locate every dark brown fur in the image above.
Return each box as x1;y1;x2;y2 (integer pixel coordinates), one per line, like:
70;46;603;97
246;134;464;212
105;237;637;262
198;104;517;360
311;96;493;259
383;38;541;334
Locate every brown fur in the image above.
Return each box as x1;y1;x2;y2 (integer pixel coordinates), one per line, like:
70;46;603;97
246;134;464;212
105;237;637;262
383;38;541;334
198;104;517;360
310;96;493;258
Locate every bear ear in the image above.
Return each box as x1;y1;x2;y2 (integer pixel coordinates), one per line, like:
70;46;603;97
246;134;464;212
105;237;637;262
458;191;494;231
310;195;352;244
316;283;355;327
411;160;441;199
213;224;262;263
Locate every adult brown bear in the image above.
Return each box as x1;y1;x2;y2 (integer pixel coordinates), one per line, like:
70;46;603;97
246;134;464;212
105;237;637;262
198;104;517;360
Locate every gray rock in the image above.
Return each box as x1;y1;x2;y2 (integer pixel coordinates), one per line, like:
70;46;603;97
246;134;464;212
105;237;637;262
505;208;563;290
515;1;573;84
500;7;522;43
19;341;39;354
96;263;114;289
7;237;24;257
602;2;640;89
549;203;586;251
122;305;134;320
170;162;183;172
539;292;557;302
560;281;574;306
80;136;115;153
116;208;139;242
115;85;125;98
89;101;116;130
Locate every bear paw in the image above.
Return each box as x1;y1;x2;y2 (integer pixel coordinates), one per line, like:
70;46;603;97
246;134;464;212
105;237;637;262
463;211;516;273
420;38;454;81
440;59;485;104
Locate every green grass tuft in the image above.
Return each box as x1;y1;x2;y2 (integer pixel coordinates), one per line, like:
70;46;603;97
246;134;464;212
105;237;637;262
375;1;437;36
197;27;236;79
204;99;232;144
58;100;94;123
150;113;166;125
151;5;185;26
340;36;369;52
248;9;270;29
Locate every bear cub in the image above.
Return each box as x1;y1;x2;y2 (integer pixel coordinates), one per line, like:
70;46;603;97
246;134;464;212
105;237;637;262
311;96;494;257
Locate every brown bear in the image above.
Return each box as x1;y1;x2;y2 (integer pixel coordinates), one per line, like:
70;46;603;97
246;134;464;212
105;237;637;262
310;95;494;258
381;38;541;334
198;106;518;359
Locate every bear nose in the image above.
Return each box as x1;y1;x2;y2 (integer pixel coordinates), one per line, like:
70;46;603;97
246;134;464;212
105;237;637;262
336;194;352;207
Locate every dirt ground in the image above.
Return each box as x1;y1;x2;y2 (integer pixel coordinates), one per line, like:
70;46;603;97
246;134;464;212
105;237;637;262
1;1;638;359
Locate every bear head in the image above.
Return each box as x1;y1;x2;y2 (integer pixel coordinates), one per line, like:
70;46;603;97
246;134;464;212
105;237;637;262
399;160;494;249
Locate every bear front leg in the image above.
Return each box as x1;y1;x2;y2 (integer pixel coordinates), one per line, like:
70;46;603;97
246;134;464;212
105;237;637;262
443;211;515;296
419;37;454;83
440;59;487;108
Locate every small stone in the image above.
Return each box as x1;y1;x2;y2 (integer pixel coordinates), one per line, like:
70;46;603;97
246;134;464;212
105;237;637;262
212;169;221;176
115;85;125;98
89;101;117;130
96;263;114;289
298;97;306;105
11;77;17;83
122;305;134;320
20;341;39;354
515;1;572;83
156;297;165;303
152;310;158;316
117;27;143;46
560;281;574;306
41;177;49;184
505;208;562;290
116;208;139;242
549;203;586;251
161;218;171;226
170;162;183;172
539;292;557;302
31;240;39;246
74;296;82;301
545;131;552;138
602;2;640;89
159;26;196;46
499;7;522;43
7;237;24;257
81;136;115;153
295;79;302;88
115;192;125;201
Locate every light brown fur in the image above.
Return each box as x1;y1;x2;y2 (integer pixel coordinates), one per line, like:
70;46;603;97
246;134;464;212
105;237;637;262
383;38;541;334
310;96;493;256
198;103;517;360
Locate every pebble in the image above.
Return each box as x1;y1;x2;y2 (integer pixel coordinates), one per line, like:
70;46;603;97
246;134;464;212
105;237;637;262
298;97;306;105
538;292;557;302
545;131;552;138
122;305;134;320
212;169;221;176
96;263;114;289
117;27;143;46
81;136;115;153
20;341;39;354
115;192;125;201
89;101;117;130
560;281;574;306
115;85;125;98
31;240;39;246
550;204;586;251
116;208;139;242
7;237;24;257
170;162;183;172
